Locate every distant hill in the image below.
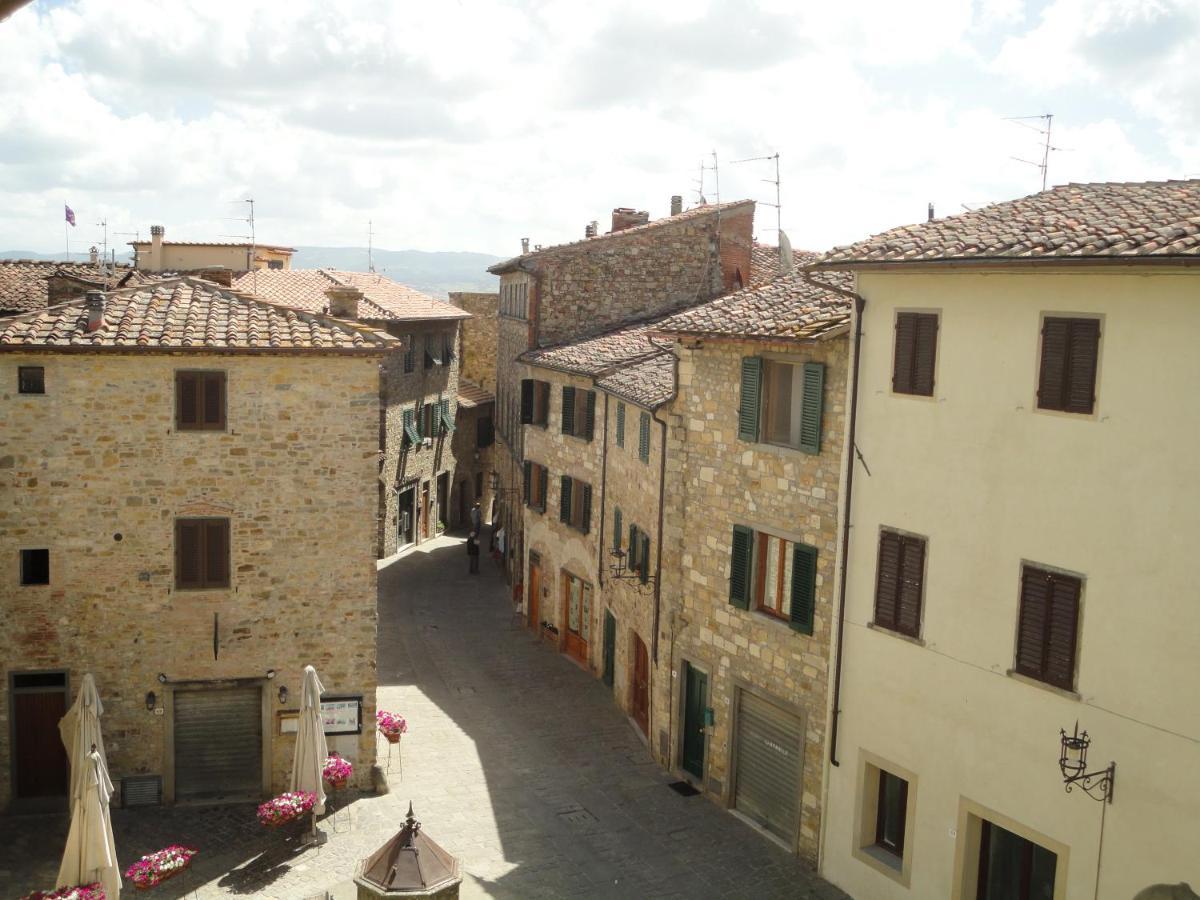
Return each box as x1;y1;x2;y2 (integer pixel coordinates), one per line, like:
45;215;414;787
291;247;501;299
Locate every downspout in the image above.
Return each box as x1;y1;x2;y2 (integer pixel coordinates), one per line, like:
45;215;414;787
802;271;866;769
651;410;667;664
597;391;610;587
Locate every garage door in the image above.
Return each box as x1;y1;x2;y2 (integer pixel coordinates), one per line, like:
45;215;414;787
174;686;263;802
732;690;804;845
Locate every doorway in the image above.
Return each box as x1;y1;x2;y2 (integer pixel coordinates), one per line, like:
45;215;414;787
172;684;264;803
436;473;449;532
681;662;707;780
457;479;468;529
421;482;431;540
630;633;650;736
602;610;616;688
397;485;416;547
10;671;69;801
977;819;1058;900
527;553;541;630
562;571;592;665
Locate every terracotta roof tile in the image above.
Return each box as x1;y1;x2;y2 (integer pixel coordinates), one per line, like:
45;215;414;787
0;277;397;354
0;260;134;314
232;269;469;322
519;318;670;376
129;240;296;252
595;350;675;410
457;378;495;408
817;179;1200;266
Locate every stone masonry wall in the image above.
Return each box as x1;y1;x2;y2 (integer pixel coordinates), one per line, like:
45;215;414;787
449;401;495;530
0;350;382;809
448;292;498;394
493;293;534;583
656;335;848;864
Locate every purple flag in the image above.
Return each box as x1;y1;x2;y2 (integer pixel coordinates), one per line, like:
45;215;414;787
64;204;76;226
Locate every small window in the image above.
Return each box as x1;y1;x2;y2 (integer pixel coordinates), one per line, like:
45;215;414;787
443;331;455;363
266;260;284;270
175;518;230;589
615;403;626;447
1037;316;1100;415
521;379;550;426
20;548;50;585
627;523;651;584
523;461;548;512
476;414;494;448
875;770;909;858
1014;565;1081;691
558;475;592;534
729;526;817;634
403;408;419;447
738;357;824;453
424;335;440;369
403;335;415;374
873;529;926;639
438;399;454;435
892;312;938;396
560;387;595;440
18;366;45;394
977;819;1058;900
638;411;651;462
420;403;437;440
474;471;483;499
176;371;226;431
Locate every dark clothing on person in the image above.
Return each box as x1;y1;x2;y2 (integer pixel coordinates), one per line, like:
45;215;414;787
467;532;480;574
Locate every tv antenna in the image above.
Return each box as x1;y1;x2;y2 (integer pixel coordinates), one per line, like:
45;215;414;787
94;218;108;272
368;220;375;273
223;198;257;291
731;151;781;236
695;152;720;206
1005;114;1063;192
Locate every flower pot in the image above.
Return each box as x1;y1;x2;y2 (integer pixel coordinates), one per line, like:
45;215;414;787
381;730;401;744
325;777;349;791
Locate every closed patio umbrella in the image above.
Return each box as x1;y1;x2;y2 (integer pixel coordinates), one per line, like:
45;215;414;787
59;673;106;814
57;748;120;900
289;665;328;816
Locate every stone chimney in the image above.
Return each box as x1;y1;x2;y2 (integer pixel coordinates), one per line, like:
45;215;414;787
197;266;233;288
670;195;683;216
521;237;530;254
89;246;99;265
325;285;363;319
927;203;935;222
85;290;105;333
584;222;597;239
149;225;165;272
611;208;650;232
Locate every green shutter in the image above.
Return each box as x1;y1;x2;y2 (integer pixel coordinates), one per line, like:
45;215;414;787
523;461;532;506
616;403;625;447
403;408;419;446
581;484;592;534
613;508;622;550
440;399;455;433
640;534;651;584
638;412;650;462
799;362;824;454
729;525;753;609
738;357;762;442
629;525;638;569
789;543;817;634
560;475;571;523
561;386;576;435
584;391;596;440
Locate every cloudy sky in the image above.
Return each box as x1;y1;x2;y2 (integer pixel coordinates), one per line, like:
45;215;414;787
1;0;1197;260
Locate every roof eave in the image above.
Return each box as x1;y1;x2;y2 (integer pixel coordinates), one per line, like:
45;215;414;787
810;254;1200;271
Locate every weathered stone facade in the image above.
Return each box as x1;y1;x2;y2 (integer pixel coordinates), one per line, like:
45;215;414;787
0;350;382;810
448;292;498;394
448;399;495;530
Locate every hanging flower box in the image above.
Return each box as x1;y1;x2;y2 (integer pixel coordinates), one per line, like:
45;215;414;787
322;751;353;790
376;710;407;744
124;845;198;890
21;885;105;900
256;791;316;828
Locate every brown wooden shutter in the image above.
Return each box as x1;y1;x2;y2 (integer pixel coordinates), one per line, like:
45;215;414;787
523;461;532;506
204;519;230;587
729;525;753;609
1065;319;1100;414
639;533;650;584
1037;318;1070;410
638;412;650;462
892;315;917;394
873;530;902;630
1017;566;1080;689
581;483;592;534
176;519;202;588
896;537;925;637
559;475;571;523
584;391;596;440
561;387;575;435
520;380;534;424
1045;574;1081;688
1016;568;1050;678
616;403;625;447
913;315;938;395
177;373;199;428
202;373;225;427
613;508;622;550
789;543;817;634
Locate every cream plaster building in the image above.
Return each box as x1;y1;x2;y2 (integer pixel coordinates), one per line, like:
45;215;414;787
813;180;1200;900
131;225;294;273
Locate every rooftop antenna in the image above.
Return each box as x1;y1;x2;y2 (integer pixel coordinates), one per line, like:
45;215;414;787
731;152;781;236
224;198;257;291
368;219;375;273
113;230;140;268
94;218;108;273
1005;114;1061;192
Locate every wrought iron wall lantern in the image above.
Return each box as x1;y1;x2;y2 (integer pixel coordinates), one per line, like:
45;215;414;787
489;470;522;499
1059;721;1115;803
608;547;656;589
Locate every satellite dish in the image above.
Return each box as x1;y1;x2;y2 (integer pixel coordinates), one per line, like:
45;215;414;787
779;230;794;273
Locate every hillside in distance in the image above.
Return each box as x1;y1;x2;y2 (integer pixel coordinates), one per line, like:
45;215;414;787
291;247;501;298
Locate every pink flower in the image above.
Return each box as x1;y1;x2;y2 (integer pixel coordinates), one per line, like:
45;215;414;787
322;752;353;784
20;886;106;900
123;846;198;888
256;791;316;827
376;710;408;737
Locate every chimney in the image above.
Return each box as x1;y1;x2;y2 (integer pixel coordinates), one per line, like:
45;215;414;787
520;237;530;255
149;225;165;272
325;285;363;319
927;203;935;222
89;246;99;265
198;266;233;288
670;195;683;216
611;208;650;232
584;222;597;239
84;290;105;332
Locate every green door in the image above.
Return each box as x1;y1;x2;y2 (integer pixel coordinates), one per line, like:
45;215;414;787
682;663;707;780
602;611;616;688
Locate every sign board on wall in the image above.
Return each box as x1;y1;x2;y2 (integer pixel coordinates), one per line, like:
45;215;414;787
320;695;362;735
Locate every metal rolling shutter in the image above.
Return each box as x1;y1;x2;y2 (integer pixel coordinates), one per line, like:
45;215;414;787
733;690;804;845
174;687;262;801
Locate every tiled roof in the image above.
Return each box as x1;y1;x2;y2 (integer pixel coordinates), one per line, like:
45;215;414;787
129;240;296;252
595;350;675;410
0;277;397;354
519;317;670;377
457;378;495;408
749;243;820;287
489;200;755;274
654;267;852;342
817;179;1200;266
232;269;469;322
0;260;133;314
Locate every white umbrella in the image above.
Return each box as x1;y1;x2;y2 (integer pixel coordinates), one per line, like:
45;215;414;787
59;673;106;814
57;748;120;900
289;665;328;816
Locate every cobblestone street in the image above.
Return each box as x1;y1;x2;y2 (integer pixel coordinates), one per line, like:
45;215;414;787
1;534;848;899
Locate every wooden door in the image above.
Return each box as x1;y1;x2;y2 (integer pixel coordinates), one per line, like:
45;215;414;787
421;483;431;539
527;555;541;629
12;674;69;799
563;574;591;665
602;610;616;688
398;487;415;545
681;663;707;779
631;633;650;736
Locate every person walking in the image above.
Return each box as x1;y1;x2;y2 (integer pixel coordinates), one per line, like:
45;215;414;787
470;500;482;534
467;531;480;574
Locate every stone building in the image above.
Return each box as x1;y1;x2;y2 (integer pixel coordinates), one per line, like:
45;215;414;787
0;278;392;810
448;292;498;529
233;268;469;557
488;199;755;591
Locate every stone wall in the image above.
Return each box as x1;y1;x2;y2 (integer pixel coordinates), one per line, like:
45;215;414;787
0;350;382;809
492;306;534;584
379;320;460;558
448;292;498;394
655;335;849;864
448;401;495;530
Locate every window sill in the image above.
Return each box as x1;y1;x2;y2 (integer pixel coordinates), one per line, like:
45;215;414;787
866;621;925;647
173;585;232;593
738;438;821;460
1006;669;1081;701
852;843;909;886
889;389;937;401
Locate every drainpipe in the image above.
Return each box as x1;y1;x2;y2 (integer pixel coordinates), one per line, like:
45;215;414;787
597;391;610;587
651;410;667;664
802;271;866;769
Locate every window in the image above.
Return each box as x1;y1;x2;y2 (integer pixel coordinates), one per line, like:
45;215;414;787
443;331;455;364
873;529;926;639
738;357;824;453
476;414;494;448
266;260;284;270
1037;316;1100;414
613;507;622;550
558;475;592;533
420;403;437;440
424;334;440;369
728;525;817;633
627;523;651;584
500;281;529;319
520;379;550;426
1014;565;1081;691
892;312;938;396
175;518;230;589
560;386;595;440
403;335;415;374
18;366;44;394
438;398;454;435
402;408;419;447
474;471;483;499
875;770;908;858
176;371;226;431
615;403;625;447
977;819;1058;900
523;461;548;511
638;411;651;462
20;548;49;585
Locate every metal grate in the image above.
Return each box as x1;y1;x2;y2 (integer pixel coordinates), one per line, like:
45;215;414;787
122;775;162;808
